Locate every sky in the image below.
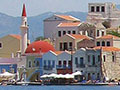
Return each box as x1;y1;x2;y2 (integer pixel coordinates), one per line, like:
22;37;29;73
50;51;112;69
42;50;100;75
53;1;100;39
0;0;120;17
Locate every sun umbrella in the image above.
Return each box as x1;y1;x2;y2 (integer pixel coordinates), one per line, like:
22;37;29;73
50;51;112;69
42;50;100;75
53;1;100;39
0;72;15;77
72;71;82;76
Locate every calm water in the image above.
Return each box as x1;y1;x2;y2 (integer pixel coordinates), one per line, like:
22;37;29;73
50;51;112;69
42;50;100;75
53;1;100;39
0;85;120;90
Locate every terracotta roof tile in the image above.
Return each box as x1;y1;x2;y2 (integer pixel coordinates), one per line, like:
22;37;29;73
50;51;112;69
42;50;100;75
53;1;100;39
94;46;120;52
9;34;21;40
58;22;81;27
70;34;90;39
97;35;120;39
55;15;80;21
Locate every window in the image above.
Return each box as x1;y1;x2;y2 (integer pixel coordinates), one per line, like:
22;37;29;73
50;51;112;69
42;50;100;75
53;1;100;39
52;61;55;68
48;60;51;66
102;31;104;36
92;55;95;65
101;6;105;12
36;61;39;67
107;41;110;46
28;61;32;68
44;60;46;66
68;61;72;67
75;57;78;64
97;73;100;80
58;61;61;66
69;42;72;49
96;6;100;12
102;41;105;46
72;31;76;34
97;30;99;37
68;31;71;34
25;22;27;26
0;43;2;48
63;61;66;67
96;41;100;46
60;43;63;51
58;31;61;37
103;55;106;62
88;55;90;63
91;6;95;12
112;53;115;62
63;42;68;50
112;55;115;62
80;57;84;65
63;31;66;35
98;55;100;62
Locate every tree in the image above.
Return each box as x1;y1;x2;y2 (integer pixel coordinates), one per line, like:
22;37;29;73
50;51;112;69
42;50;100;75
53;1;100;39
107;31;120;37
35;36;46;41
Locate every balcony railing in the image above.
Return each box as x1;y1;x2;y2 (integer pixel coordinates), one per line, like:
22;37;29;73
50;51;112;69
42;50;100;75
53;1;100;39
87;64;98;67
56;65;71;69
43;65;53;70
76;64;85;68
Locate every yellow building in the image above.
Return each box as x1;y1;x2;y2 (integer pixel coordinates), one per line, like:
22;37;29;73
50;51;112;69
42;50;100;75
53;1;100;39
0;34;20;58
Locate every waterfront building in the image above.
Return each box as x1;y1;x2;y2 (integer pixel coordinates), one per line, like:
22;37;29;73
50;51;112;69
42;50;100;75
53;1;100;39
18;41;55;81
55;34;94;51
44;14;80;39
57;51;72;74
87;2;120;27
95;34;120;48
0;34;20;58
72;48;101;80
94;46;120;80
42;51;62;75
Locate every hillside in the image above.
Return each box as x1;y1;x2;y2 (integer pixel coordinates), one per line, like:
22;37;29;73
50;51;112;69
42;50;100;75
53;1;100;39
0;12;87;41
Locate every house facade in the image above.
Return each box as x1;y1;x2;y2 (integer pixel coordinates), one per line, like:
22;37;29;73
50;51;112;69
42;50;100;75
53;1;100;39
0;34;20;58
55;34;94;51
94;46;120;80
95;35;120;48
44;14;80;39
73;48;101;80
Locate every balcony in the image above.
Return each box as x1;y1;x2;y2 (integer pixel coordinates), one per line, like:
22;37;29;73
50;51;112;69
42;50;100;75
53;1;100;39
56;65;71;69
87;64;98;67
76;64;85;68
43;65;53;70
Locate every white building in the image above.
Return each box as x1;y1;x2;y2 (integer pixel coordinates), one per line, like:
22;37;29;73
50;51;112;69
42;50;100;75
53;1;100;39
44;14;80;39
42;51;62;74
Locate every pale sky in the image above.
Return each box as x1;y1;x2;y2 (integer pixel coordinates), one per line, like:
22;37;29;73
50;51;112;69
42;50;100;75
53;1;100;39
0;0;120;17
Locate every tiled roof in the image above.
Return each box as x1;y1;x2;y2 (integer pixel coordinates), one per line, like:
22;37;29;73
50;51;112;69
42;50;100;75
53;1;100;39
94;46;120;52
58;22;81;27
69;34;90;39
97;35;120;39
55;15;80;21
9;34;21;40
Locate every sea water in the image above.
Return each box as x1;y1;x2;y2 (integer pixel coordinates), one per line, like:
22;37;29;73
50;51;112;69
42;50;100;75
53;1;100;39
0;85;120;90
